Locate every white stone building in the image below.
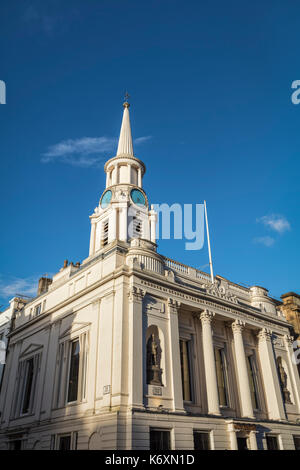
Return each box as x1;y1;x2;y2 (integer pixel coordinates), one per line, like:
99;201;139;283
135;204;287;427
0;101;300;451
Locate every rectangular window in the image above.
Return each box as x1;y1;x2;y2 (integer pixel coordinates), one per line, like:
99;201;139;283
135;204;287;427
67;340;80;403
65;334;88;404
193;431;210;450
214;347;229;406
237;436;249;451
34;303;41;316
59;435;71;450
150;429;171;451
293;436;300;450
9;440;22;450
179;339;192;401
22;357;35;414
102;220;109;247
247;355;259;410
266;435;279;450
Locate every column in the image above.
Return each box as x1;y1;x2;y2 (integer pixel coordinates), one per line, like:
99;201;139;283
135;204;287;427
168;299;185;412
200;310;221;415
106;171;109;187
127;164;131;184
249;430;258;450
128;287;145;409
109;207;117;242
227;421;238;450
89;221;96;255
149;206;157;244
119;204;127;242
231;319;254;418
138;167;142;187
257;328;286;420
284;335;300;413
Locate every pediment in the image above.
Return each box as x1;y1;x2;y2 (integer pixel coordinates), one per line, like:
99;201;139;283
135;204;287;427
20;343;43;358
59;321;91;339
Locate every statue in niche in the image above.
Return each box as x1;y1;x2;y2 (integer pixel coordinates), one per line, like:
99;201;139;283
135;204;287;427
277;357;292;404
146;333;163;386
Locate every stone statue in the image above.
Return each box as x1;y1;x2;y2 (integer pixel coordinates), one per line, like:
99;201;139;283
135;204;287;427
147;333;163;386
277;358;292;404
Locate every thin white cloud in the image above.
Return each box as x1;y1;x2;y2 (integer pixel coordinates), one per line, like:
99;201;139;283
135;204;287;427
41;135;152;168
253;236;275;247
0;276;38;300
257;214;291;234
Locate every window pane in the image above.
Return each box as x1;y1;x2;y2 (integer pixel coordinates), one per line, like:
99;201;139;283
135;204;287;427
247;355;259;409
237;437;249;450
293;436;300;450
59;435;71;451
150;430;171;451
194;432;210;450
266;435;279;450
22;358;34;414
214;348;228;406
179;340;191;401
67;340;80;403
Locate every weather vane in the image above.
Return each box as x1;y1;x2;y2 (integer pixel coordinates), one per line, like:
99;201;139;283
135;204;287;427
124;91;130;102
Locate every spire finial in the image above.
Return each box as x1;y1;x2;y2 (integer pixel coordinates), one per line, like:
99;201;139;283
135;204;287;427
117;92;133;156
123;91;130;108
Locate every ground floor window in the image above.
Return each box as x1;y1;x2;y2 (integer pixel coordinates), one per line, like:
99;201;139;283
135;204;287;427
193;431;210;450
59;435;71;450
8;440;22;450
237;436;249;450
150;429;171;451
293;435;300;450
51;432;78;450
266;434;279;450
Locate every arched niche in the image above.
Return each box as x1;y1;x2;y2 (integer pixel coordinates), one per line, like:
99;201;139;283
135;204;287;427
146;324;166;387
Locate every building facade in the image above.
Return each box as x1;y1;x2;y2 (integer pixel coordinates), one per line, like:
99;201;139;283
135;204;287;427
0;101;300;450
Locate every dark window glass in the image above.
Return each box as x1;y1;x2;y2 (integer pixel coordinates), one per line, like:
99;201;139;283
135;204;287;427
247;355;259;409
59;435;71;450
293;436;300;450
266;435;279;450
9;440;22;450
150;430;171;451
67;340;80;403
22;358;34;414
179;340;191;401
237;437;248;450
214;348;228;406
193;432;210;450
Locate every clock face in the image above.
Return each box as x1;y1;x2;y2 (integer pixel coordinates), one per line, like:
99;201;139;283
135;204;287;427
131;189;146;206
100;190;112;209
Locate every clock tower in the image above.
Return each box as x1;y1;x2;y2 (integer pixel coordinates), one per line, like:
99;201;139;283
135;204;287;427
89;99;157;256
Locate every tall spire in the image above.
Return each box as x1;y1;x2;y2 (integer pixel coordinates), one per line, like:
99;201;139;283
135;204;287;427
116;99;134;157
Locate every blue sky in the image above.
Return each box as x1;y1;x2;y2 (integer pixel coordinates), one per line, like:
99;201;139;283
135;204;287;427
0;0;299;307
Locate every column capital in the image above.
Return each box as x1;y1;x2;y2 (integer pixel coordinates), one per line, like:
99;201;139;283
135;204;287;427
167;298;181;312
257;327;272;342
232;318;246;334
284;334;294;346
128;286;145;302
200;309;215;324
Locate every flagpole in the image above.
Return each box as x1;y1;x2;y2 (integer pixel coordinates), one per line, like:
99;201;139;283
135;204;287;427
204;200;214;283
